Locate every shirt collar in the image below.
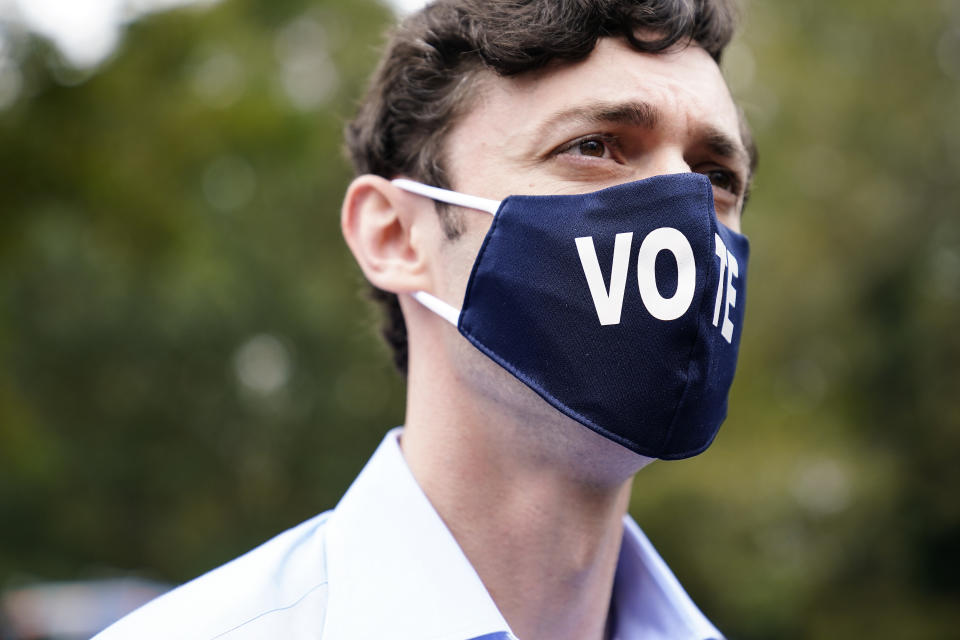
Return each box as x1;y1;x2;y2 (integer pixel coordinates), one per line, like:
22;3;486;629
613;518;724;640
322;428;514;640
322;428;722;640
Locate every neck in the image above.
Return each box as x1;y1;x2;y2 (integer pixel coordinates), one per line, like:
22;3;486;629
402;324;648;640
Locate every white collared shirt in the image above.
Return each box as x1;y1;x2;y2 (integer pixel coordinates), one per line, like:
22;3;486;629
94;428;724;640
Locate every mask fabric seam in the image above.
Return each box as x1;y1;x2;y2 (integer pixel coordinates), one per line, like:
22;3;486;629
458;327;650;456
457;198;511;318
657;178;720;459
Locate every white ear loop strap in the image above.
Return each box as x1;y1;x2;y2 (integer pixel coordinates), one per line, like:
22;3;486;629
411;291;461;326
392;178;502;327
392;178;501;215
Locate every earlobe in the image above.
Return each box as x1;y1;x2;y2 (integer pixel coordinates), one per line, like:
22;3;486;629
341;174;434;294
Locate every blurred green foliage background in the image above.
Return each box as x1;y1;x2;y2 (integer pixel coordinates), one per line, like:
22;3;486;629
1;0;958;638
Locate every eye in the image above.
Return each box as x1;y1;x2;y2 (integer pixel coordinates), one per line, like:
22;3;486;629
703;168;742;196
577;139;607;157
555;134;620;160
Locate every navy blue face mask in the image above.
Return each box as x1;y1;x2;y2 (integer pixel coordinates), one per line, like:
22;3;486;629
393;173;749;460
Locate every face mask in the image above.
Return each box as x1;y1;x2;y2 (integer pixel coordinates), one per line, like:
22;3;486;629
392;173;749;460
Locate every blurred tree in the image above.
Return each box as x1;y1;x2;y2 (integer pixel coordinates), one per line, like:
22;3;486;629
630;1;960;638
0;0;958;638
0;0;404;584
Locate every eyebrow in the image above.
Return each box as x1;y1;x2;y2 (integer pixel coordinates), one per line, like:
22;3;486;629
533;100;662;142
533;99;754;178
699;126;751;174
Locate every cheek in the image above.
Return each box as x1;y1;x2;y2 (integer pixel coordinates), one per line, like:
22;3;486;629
716;210;742;234
712;191;743;233
438;216;491;303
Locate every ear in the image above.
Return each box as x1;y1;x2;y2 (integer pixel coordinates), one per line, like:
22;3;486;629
341;174;436;294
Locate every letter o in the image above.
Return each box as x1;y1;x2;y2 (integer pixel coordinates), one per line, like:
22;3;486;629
636;227;696;321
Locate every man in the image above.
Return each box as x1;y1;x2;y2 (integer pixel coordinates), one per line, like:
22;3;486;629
96;0;756;638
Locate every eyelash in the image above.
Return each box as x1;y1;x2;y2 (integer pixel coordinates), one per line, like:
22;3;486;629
554;134;623;160
553;134;745;200
701;167;744;198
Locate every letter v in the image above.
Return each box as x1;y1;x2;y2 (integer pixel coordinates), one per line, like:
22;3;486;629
575;232;633;326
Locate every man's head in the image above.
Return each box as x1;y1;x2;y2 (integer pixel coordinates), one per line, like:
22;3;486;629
344;0;755;375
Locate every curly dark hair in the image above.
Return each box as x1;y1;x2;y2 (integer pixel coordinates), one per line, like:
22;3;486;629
345;0;752;374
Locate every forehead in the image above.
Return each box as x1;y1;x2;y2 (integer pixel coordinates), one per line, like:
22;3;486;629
444;37;742;184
